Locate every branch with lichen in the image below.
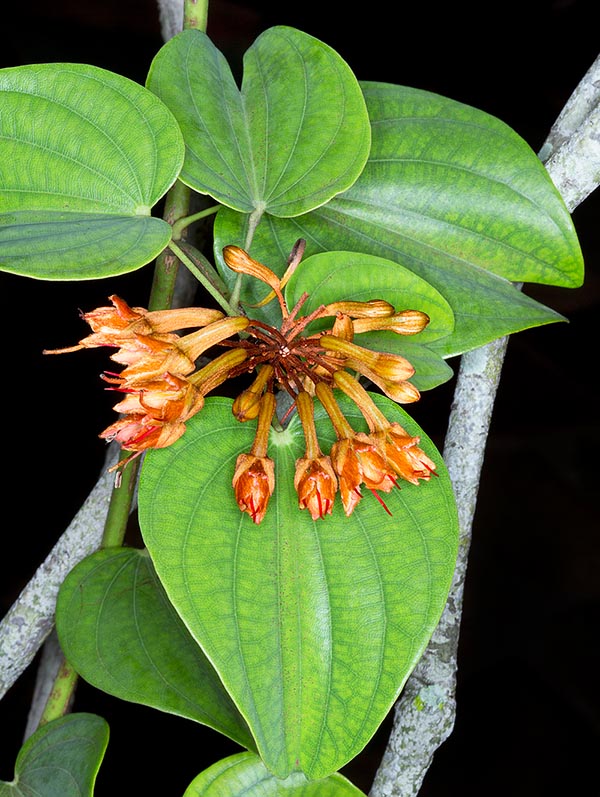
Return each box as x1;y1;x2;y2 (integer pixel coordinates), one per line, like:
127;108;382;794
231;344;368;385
369;51;600;797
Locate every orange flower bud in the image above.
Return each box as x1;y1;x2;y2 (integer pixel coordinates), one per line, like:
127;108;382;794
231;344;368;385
232;365;274;422
191;349;249;396
223;246;280;288
330;313;354;342
223;245;287;310
352;309;430;336
347;353;415;383
178;316;249;362
321;300;395;319
144;306;225;333
294;455;338;520
320;336;415;382
345;362;421;404
232;453;276;524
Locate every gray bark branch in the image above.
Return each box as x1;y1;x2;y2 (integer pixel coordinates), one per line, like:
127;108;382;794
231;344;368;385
0;447;119;700
370;53;599;797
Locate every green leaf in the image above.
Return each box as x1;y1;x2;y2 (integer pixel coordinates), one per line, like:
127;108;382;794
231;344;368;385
146;27;370;217
55;547;254;751
213;77;583;356
0;63;184;279
184;752;366;796
139;395;458;779
0;713;108;797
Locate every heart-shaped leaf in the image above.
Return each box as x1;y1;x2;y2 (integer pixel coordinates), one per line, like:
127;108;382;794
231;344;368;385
0;713;108;797
138;395;458;779
184;752;366;796
213;78;582;356
146;27;370;217
55;546;254;751
0;63;184;279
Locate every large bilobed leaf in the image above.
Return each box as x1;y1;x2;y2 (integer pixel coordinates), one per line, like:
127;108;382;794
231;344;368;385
0;713;108;797
184;752;366;796
213;80;583;357
0;63;184;279
138;395;458;780
146;27;371;217
55;546;254;751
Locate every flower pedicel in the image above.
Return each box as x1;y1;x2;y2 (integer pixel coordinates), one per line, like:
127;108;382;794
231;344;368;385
45;241;436;522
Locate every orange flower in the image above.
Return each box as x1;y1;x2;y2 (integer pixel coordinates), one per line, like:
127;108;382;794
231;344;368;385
43;295;225;353
329;438;363;517
110;333;197;384
100;415;187;452
351;432;397;494
232;392;277;523
352;309;430;336
46;241;437;519
109;372;205;423
232;365;274;422
232;453;276;524
377;423;437;485
294;390;338;519
294;456;338;520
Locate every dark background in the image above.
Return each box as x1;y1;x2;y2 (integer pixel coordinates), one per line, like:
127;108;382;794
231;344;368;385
1;1;599;795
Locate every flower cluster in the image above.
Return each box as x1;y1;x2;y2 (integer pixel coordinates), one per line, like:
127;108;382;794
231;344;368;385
44;295;250;468
46;241;437;522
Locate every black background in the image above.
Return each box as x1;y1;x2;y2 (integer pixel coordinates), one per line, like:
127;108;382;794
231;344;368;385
1;1;599;795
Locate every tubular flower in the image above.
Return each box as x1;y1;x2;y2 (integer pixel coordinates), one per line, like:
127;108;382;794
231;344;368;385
232;454;276;524
233;392;277;524
43;295;225;353
46;239;436;522
294;390;337;519
100;414;187;452
109;372;205;422
332;370;436;486
294;456;338;520
329;437;364;517
315;381;398;516
376;424;437;485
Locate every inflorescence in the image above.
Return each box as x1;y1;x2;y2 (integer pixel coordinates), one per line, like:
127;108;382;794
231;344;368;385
45;241;436;523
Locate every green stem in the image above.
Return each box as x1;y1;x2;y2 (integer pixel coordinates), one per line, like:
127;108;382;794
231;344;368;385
148;180;192;311
100;457;141;548
169;240;237;315
175;239;232;300
171;204;219;239
229;206;265;312
38;657;79;727
184;0;208;31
